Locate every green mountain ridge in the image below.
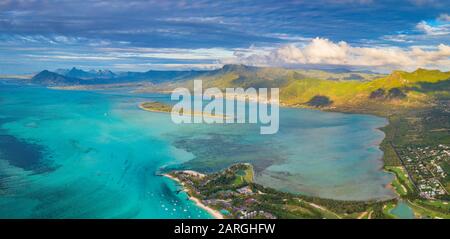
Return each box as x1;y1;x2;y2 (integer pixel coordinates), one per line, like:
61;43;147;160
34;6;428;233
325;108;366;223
143;66;449;116
281;69;450;113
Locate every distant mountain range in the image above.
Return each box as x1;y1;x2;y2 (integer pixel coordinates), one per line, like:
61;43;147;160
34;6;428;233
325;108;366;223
29;65;383;86
55;67;116;79
31;67;210;86
31;70;82;85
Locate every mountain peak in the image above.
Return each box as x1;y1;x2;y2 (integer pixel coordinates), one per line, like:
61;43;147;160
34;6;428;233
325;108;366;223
31;70;80;86
34;70;59;78
65;67;91;78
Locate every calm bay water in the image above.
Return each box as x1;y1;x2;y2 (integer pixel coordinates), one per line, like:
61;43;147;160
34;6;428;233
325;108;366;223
0;82;394;218
390;201;415;219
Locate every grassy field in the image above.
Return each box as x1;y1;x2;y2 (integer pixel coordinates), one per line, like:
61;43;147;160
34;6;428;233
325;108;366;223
233;164;254;185
385;166;415;196
381;202;398;219
280;69;450;109
408;199;450;219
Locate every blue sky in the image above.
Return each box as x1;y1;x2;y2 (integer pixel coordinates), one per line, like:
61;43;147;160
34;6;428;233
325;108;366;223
0;0;449;74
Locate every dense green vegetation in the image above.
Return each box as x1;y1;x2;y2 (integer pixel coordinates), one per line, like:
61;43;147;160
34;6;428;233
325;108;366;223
280;69;450;110
306;95;333;107
372;79;450;218
385;166;416;197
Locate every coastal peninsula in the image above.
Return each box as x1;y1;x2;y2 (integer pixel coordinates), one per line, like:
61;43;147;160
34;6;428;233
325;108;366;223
163;163;412;219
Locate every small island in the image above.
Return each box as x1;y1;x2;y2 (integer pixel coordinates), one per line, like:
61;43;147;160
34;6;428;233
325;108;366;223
139;101;173;113
139;101;231;119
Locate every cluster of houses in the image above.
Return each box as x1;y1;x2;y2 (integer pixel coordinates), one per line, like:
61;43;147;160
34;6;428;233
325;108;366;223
418;178;447;199
238;210;277;219
400;144;449;199
236;186;254;195
203;185;276;219
202;187;276;219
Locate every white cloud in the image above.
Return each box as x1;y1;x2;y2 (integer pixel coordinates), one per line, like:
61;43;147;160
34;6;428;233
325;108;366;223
226;38;450;72
381;34;414;43
113;63;221;71
98;47;234;60
438;14;450;22
25;54;120;61
383;14;450;43
265;33;312;42
416;21;450;36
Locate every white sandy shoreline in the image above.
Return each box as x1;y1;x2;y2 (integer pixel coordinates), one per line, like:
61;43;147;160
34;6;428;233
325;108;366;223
163;173;224;219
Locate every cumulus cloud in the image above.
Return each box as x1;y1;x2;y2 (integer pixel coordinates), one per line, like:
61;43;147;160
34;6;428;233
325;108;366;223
415;13;450;36
227;38;450;72
383;14;450;44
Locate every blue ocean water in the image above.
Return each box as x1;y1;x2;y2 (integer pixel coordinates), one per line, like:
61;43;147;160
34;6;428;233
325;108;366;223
0;84;212;218
0;82;395;218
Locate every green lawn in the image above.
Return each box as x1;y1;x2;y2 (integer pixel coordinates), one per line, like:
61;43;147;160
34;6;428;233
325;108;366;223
408;199;450;219
385;166;415;196
382;202;398;218
233;165;254;185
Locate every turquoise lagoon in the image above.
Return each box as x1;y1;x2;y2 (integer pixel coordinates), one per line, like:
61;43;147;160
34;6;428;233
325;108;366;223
0;82;395;218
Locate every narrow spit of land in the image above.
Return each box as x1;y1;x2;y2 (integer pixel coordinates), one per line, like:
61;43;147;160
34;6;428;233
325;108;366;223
139;101;231;120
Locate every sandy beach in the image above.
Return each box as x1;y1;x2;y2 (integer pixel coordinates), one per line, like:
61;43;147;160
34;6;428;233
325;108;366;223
163;173;224;219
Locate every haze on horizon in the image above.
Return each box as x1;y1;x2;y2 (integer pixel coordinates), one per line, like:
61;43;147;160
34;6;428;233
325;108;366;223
0;0;449;74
